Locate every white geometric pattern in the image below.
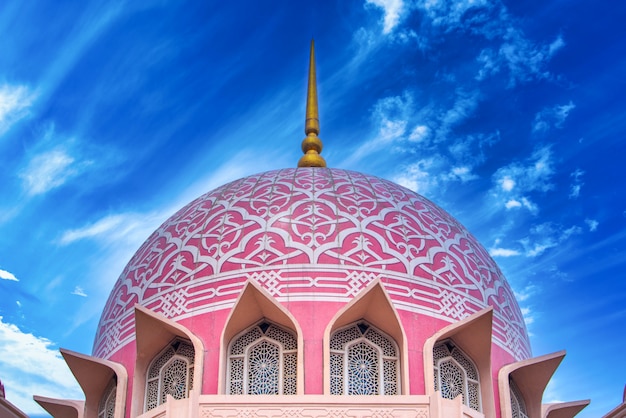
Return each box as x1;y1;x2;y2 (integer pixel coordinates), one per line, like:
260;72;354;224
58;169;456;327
98;379;116;418
145;339;195;412
433;340;481;412
227;321;297;395
330;322;399;396
94;168;530;361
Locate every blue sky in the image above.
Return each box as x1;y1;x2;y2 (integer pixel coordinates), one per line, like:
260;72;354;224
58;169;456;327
0;0;624;416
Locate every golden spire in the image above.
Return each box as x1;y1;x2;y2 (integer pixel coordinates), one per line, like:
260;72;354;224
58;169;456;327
298;39;327;168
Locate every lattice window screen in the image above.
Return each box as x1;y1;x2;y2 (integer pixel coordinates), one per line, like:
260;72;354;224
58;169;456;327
98;379;116;418
227;321;297;395
433;340;481;412
510;378;529;418
329;322;400;395
144;339;195;412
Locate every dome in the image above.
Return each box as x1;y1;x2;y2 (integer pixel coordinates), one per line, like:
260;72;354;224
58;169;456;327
93;167;530;367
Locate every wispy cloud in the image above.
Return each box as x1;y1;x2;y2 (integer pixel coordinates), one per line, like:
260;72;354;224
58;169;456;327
520;306;534;326
17;124;100;197
492;146;554;213
489;247;521;257
19;148;80;196
408;0;565;86
521;223;582;257
569;169;584;199
0;317;82;414
533;101;576;133
59;214;139;245
513;284;537;302
0;268;19;281
585;218;599;232
393;157;442;193
498;31;565;87
504;197;538;214
416;0;491;29
365;0;405;34
0;84;35;136
71;286;88;297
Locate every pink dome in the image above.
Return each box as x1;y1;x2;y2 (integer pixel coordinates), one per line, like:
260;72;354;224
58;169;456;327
93;167;530;374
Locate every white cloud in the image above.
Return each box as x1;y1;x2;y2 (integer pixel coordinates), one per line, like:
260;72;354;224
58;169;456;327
436;90;480;141
476;49;500;81
0;84;35;136
498;30;566;87
417;0;491;28
500;176;515;191
71;286;87;297
379;118;407;142
59;212;166;249
366;0;405;34
519;197;538;214
489;247;520;257
585;218;599;232
505;199;521;209
513;284;536;302
532;101;576;133
408;125;429;142
448;166;477;182
394;160;433;193
19;148;80;196
0;268;19;281
569;168;584;199
569;184;581;199
492;147;554;207
521;222;582;257
548;34;565;56
0;317;83;415
520;306;534;325
60;214;129;244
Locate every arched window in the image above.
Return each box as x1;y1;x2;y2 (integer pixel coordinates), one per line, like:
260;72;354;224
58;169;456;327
227;320;297;395
433;340;481;411
144;338;195;412
98;378;116;418
510;378;529;418
329;321;400;395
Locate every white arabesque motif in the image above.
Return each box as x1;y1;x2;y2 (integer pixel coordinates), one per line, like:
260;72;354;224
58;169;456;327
94;168;530;361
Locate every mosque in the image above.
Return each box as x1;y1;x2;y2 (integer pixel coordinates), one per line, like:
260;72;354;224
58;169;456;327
5;41;624;418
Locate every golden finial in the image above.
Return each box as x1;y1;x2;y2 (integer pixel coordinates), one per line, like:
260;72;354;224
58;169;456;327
298;39;327;168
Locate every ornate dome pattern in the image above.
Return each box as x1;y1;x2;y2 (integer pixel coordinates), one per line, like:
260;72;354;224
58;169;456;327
93;168;530;360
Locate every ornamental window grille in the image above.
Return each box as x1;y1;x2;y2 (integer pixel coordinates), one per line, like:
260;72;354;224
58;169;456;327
329;321;400;395
510;378;529;418
98;378;116;418
433;339;481;412
144;338;195;412
227;320;297;395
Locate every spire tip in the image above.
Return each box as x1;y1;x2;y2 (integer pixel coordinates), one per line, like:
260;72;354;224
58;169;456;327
298;39;326;168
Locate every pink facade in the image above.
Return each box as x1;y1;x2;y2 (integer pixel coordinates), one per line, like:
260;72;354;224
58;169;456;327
77;168;536;417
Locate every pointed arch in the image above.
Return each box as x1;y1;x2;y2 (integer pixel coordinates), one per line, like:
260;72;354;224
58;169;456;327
323;279;409;395
498;350;565;418
219;280;304;395
423;307;495;417
33;396;84;418
131;305;204;416
60;348;128;418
